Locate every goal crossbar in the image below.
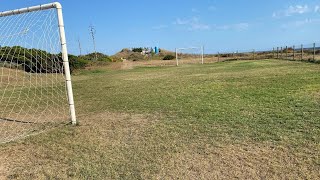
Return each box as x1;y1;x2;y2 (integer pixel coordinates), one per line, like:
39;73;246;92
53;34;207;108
0;2;77;125
176;47;201;51
175;46;204;66
0;2;61;17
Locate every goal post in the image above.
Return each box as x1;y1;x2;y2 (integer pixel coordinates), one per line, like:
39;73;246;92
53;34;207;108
176;46;204;66
0;2;76;142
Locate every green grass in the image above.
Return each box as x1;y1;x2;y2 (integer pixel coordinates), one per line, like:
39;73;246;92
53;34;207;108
1;59;320;179
75;60;320;144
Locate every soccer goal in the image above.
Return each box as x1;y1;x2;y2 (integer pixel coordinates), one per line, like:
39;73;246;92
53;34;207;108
0;2;76;143
175;46;204;66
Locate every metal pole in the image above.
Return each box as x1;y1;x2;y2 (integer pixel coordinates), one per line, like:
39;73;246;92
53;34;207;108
313;43;316;61
273;47;275;59
56;3;77;125
0;3;58;17
301;44;303;61
253;49;255;60
201;46;204;64
293;45;295;60
176;48;178;66
236;50;239;60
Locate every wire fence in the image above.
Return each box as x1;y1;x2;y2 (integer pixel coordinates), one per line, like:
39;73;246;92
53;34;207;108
204;43;320;63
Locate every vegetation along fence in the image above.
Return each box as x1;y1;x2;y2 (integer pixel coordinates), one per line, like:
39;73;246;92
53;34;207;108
206;43;320;63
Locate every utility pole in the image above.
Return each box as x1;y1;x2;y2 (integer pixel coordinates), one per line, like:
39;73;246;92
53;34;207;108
89;24;97;60
78;37;82;56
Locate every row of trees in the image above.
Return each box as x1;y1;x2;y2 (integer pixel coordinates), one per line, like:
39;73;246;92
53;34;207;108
0;46;113;73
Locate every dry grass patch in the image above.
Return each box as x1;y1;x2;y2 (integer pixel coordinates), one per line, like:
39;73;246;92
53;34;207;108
0;111;319;179
0;112;157;179
157;142;319;179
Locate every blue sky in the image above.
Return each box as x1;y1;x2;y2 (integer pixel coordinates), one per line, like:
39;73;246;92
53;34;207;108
1;0;320;55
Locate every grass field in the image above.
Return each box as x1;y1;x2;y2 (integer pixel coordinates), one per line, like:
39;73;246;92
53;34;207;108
0;59;319;179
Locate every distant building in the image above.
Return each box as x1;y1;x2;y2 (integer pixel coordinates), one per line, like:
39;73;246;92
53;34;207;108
141;47;160;55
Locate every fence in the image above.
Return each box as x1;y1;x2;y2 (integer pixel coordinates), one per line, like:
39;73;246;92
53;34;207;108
205;43;320;63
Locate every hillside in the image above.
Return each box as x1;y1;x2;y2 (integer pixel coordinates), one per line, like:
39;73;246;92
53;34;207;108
112;48;175;61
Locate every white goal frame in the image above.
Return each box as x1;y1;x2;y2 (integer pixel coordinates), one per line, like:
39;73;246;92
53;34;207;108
0;2;77;125
175;46;204;66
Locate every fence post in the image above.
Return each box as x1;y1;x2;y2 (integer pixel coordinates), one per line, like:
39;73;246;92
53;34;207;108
236;50;239;61
218;52;220;62
280;47;283;59
253;49;255;60
301;44;303;61
176;48;178;66
286;46;288;59
293;45;295;60
313;43;316;61
273;47;275;59
277;47;279;59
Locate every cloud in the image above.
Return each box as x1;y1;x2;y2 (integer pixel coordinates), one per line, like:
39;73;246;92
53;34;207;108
173;17;249;32
174;18;189;25
174;17;210;31
273;5;310;18
191;8;199;13
287;5;310;15
281;18;320;28
215;23;249;31
315;5;320;13
234;23;249;31
208;6;216;11
152;25;168;30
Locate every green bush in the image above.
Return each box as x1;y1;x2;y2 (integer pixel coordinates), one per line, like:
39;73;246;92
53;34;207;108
69;55;90;72
0;46;63;73
132;48;143;53
97;56;112;62
163;55;175;60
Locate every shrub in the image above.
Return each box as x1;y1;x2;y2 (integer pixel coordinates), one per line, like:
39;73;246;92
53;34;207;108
132;48;143;53
163;55;175;60
127;53;144;61
69;55;90;72
97;56;112;62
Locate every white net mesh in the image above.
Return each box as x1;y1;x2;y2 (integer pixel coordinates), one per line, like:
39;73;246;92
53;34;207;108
176;47;203;65
0;8;70;143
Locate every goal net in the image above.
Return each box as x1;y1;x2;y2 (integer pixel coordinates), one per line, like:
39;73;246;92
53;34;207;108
0;3;76;143
176;46;204;66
